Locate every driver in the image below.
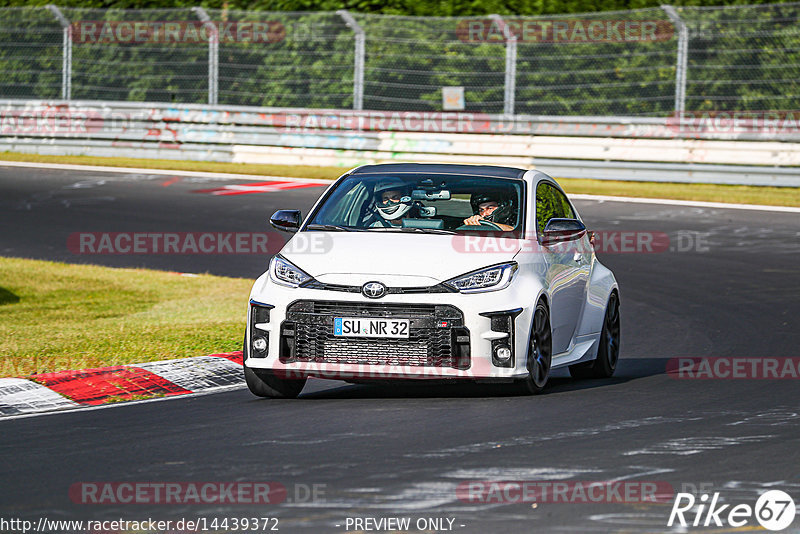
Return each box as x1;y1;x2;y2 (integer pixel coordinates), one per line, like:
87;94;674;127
369;179;419;227
463;191;516;231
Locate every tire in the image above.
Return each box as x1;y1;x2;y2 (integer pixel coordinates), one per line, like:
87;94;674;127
516;301;552;394
569;291;620;379
243;340;307;399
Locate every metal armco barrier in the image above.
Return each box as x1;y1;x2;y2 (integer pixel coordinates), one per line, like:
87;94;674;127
1;100;799;187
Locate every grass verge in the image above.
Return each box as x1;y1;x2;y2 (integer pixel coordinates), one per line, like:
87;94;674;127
0;257;251;377
2;151;798;207
0;151;344;181
557;177;800;207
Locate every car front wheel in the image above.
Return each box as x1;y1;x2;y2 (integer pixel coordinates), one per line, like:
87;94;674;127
517;301;552;394
243;341;307;399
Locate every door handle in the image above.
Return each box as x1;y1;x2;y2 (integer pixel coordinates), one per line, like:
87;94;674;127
573;252;582;263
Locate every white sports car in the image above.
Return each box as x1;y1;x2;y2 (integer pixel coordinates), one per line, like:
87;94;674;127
244;163;620;398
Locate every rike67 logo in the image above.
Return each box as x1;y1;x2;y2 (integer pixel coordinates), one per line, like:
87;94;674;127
668;490;796;531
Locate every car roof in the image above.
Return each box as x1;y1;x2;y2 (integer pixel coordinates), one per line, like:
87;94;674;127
350;163;528;180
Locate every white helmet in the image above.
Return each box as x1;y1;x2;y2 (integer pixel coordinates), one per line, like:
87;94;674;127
374;179;413;220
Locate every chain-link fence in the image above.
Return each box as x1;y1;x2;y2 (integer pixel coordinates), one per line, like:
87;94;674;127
0;3;799;116
683;2;800;113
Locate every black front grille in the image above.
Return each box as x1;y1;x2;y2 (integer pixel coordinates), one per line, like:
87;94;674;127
301;280;454;295
280;301;470;369
311;301;440;319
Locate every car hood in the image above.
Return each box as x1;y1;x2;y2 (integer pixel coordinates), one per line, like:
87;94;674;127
280;231;522;285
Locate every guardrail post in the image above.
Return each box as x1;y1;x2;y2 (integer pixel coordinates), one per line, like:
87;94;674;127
662;5;688;115
46;5;71;100
490;14;516;117
337;10;364;111
192;7;218;106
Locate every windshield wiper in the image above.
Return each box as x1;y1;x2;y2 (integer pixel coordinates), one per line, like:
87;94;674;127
403;227;456;235
307;224;453;235
305;224;362;232
368;227;456;235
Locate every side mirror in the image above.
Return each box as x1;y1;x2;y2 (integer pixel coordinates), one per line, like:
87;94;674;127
542;218;586;245
270;210;301;233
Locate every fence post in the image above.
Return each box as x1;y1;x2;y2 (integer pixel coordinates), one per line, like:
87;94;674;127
489;14;516;116
662;5;688;115
192;7;218;106
337;10;364;111
46;5;71;100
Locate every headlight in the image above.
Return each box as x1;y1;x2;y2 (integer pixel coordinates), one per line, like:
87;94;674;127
444;262;518;293
269;255;312;287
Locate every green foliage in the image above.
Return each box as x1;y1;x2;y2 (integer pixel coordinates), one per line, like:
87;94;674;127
535;181;573;233
0;0;798;14
0;2;798;115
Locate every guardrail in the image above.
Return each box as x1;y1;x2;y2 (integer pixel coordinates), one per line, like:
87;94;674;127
1;100;799;187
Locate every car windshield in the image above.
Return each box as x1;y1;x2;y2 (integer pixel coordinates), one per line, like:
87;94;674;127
306;174;523;234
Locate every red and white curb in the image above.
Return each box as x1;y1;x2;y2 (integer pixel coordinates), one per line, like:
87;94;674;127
0;351;244;418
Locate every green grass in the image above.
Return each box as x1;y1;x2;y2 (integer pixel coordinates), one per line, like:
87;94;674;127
556;178;800;207
0;257;252;377
2;151;798;207
0;151;345;181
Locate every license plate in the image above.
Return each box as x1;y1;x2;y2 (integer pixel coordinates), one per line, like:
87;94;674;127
333;317;410;339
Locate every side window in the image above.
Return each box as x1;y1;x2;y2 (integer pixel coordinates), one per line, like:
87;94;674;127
552;187;576;220
536;183;560;234
536;182;575;235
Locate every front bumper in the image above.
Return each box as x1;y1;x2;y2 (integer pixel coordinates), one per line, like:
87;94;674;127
245;274;535;381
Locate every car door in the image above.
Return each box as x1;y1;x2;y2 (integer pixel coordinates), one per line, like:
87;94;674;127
536;181;590;355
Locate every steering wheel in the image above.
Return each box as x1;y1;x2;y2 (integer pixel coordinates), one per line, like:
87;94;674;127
454;219;505;231
478;219;504;230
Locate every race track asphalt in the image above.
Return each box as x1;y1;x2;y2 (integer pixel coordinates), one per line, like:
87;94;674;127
1;165;798;533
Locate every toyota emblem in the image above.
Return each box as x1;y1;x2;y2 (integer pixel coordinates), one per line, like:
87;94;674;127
362;281;387;299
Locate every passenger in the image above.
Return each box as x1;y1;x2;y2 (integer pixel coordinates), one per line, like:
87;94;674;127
368;179;419;227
